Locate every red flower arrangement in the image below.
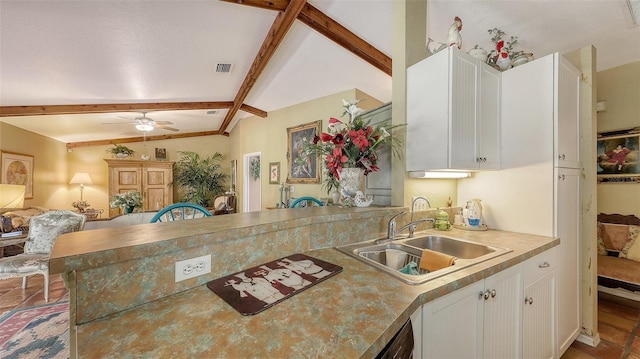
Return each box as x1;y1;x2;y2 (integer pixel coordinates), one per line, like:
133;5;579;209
303;100;402;192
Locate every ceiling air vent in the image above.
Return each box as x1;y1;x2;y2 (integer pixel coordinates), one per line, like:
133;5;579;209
206;110;218;115
214;62;233;74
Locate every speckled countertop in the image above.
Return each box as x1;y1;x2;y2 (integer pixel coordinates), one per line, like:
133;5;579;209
75;228;558;359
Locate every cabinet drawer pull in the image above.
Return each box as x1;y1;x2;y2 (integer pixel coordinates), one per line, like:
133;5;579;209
525;297;534;305
558;174;565;180
538;262;550;268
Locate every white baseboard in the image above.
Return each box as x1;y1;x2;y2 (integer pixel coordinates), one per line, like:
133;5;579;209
576;332;601;348
598;285;640;302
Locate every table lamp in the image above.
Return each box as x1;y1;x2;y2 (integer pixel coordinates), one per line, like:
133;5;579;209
0;184;25;232
0;184;25;208
69;172;93;201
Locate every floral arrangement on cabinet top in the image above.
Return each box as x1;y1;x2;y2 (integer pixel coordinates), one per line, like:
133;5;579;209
302;99;403;194
426;16;533;71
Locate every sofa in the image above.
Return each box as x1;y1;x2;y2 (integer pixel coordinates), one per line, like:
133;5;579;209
0;206;48;232
597;213;640;299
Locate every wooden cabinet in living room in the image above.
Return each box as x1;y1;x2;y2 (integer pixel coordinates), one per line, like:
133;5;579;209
421;263;522;358
105;159;174;217
407;46;501;172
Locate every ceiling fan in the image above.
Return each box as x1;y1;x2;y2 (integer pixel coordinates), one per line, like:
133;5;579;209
102;112;179;132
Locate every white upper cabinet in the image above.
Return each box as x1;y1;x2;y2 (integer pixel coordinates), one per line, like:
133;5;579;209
501;53;581;170
555;56;581;168
407;47;501;171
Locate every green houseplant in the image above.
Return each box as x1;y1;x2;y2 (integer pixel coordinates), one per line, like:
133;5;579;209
172;151;228;208
106;144;135;158
110;191;143;213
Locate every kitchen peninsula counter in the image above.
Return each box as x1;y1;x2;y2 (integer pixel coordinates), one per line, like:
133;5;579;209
50;207;558;358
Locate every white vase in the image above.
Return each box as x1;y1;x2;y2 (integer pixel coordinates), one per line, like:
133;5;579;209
338;168;364;206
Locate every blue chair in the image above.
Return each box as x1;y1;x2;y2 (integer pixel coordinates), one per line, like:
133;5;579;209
289;197;324;208
150;203;212;223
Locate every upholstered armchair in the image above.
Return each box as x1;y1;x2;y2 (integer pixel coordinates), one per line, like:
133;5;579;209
0;210;86;302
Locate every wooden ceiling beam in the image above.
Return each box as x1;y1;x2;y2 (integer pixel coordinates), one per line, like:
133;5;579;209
298;3;391;76
240;103;268;118
219;0;288;12
65;130;229;149
0;101;236;117
219;0;306;133
220;0;392;76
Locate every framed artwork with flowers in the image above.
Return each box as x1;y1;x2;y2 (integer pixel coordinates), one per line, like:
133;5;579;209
287;120;321;184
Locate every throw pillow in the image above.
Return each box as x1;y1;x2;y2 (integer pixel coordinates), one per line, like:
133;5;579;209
597;222;607;255
601;223;632;251
620;225;640;261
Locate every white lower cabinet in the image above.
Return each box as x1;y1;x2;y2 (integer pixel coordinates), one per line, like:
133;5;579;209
523;247;558;359
421;263;522;358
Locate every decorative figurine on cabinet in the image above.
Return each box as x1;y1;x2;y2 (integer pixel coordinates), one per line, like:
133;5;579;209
447;16;463;49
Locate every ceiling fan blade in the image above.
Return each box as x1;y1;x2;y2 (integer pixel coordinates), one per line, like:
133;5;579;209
154;120;174;125
117;116;135;121
156;124;179;132
101;121;131;125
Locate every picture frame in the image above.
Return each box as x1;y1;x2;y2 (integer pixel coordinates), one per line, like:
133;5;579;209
1;151;34;199
155;148;167;160
230;160;237;192
597;131;640;183
286;120;321;184
269;162;280;184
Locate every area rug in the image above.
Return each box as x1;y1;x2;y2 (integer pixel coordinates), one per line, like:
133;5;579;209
0;301;69;359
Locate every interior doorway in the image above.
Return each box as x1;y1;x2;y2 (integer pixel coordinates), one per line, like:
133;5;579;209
243;152;262;212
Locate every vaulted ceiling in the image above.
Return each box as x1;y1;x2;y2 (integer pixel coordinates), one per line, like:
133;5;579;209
1;0;638;149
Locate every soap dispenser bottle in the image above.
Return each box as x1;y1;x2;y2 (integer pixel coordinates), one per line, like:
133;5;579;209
467;199;483;227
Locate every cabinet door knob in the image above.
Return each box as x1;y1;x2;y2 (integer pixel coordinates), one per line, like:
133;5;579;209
525;297;534;305
491;289;496;298
538;262;550;268
558;174;565;180
484;290;491;300
559;154;566;160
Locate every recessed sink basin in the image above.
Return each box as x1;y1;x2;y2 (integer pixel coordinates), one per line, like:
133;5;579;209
335;234;512;285
399;235;495;259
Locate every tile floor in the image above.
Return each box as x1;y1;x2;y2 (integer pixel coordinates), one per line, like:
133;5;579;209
0;274;69;316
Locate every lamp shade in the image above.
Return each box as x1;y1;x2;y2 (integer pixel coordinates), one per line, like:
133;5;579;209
70;172;93;185
0;184;26;208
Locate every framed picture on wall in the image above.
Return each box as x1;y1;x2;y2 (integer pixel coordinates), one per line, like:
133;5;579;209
1;151;34;199
286;120;321;184
155;148;167;160
597;131;640;183
269;162;280;184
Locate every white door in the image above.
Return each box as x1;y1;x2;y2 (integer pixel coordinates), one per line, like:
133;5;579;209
243;152;262;212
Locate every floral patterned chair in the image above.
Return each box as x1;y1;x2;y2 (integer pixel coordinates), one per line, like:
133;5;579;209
0;210;86;302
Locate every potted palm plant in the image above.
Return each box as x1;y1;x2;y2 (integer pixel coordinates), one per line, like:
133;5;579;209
172;151;228;208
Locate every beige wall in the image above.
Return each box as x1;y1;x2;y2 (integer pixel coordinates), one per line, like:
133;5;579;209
229;89;384;211
596;61;640;217
66;136;232;213
0;122;69;209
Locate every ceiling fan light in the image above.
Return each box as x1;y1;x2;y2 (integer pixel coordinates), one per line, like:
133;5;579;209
135;124;154;132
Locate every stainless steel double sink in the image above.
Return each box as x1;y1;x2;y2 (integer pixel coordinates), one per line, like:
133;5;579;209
335;234;512;285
